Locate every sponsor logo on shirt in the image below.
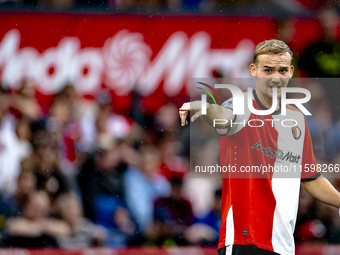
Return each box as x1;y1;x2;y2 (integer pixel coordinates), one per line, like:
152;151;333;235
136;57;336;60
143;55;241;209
251;140;301;163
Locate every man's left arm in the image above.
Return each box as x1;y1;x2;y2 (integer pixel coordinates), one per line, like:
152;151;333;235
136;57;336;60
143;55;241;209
302;175;340;210
301;117;340;211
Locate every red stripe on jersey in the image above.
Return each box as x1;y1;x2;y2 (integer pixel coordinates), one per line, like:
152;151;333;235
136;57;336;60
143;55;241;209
218;105;279;251
301;117;317;180
218;186;230;248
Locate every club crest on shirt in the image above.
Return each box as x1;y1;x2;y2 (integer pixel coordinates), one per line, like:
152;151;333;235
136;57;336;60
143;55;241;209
292;126;301;140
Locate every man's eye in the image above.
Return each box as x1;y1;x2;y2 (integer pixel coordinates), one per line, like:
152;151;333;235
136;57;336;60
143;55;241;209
264;69;272;73
279;69;287;73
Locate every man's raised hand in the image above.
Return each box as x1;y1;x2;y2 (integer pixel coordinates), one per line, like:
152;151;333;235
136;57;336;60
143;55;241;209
179;101;203;126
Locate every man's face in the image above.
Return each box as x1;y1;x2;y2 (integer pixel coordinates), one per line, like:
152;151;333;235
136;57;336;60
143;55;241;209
250;53;294;100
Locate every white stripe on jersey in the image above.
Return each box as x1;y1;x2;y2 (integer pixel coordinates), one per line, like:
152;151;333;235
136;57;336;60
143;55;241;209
225;245;233;255
225;205;235;246
271;108;306;255
217;90;316;254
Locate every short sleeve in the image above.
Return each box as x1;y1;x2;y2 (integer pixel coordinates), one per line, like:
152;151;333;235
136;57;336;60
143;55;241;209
301;119;321;182
214;98;233;136
215;97;250;136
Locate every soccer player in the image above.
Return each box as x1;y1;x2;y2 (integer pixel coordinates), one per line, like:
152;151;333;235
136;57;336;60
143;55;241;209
179;39;340;255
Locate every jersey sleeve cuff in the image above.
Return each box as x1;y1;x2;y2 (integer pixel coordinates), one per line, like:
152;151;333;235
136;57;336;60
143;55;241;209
215;114;236;137
301;172;321;182
222;106;233;112
215;127;230;136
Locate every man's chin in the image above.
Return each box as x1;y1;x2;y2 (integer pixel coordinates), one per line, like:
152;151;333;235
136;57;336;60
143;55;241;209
267;90;282;99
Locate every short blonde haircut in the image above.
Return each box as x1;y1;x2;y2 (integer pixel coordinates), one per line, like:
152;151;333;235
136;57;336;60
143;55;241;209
253;39;292;65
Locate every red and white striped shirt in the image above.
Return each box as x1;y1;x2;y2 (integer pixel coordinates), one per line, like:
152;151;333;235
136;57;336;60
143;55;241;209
217;89;320;255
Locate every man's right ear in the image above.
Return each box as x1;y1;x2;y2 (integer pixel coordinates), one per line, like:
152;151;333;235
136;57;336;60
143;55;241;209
249;63;256;78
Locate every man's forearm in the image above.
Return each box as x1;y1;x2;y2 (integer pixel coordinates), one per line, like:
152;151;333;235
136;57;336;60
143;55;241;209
7;219;42;237
302;175;340;208
201;103;233;128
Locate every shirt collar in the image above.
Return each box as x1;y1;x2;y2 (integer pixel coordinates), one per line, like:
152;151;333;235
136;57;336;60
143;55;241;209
252;89;281;115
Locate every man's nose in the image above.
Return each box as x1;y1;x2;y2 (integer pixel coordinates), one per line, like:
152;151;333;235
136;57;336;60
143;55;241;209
271;72;280;84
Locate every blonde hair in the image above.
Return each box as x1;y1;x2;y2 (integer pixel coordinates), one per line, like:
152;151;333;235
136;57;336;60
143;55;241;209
253;39;292;65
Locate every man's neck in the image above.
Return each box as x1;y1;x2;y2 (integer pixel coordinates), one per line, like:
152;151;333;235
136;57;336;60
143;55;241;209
255;87;280;111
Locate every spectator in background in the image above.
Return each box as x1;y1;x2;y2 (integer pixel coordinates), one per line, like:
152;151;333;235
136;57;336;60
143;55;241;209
0;170;37;242
123;145;171;235
299;8;340;120
150;178;194;245
47;85;81;175
314;200;340;243
154;103;180;134
299;8;340;78
76;89;106;155
185;188;221;246
295;186;339;244
78;88;132;155
21;129;69;204
295;186;315;243
55;192;106;248
54;84;77;113
5;191;70;247
197;188;222;233
300;81;336;162
183;139;221;219
0;171;37;221
158;133;189;180
0;86;32;197
11;79;42;121
78;136;138;247
15;118;32;151
78;135;125;221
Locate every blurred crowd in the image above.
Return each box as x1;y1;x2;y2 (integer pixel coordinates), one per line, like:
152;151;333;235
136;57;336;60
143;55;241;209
1;4;340;250
0;79;224;248
1;0;340;12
